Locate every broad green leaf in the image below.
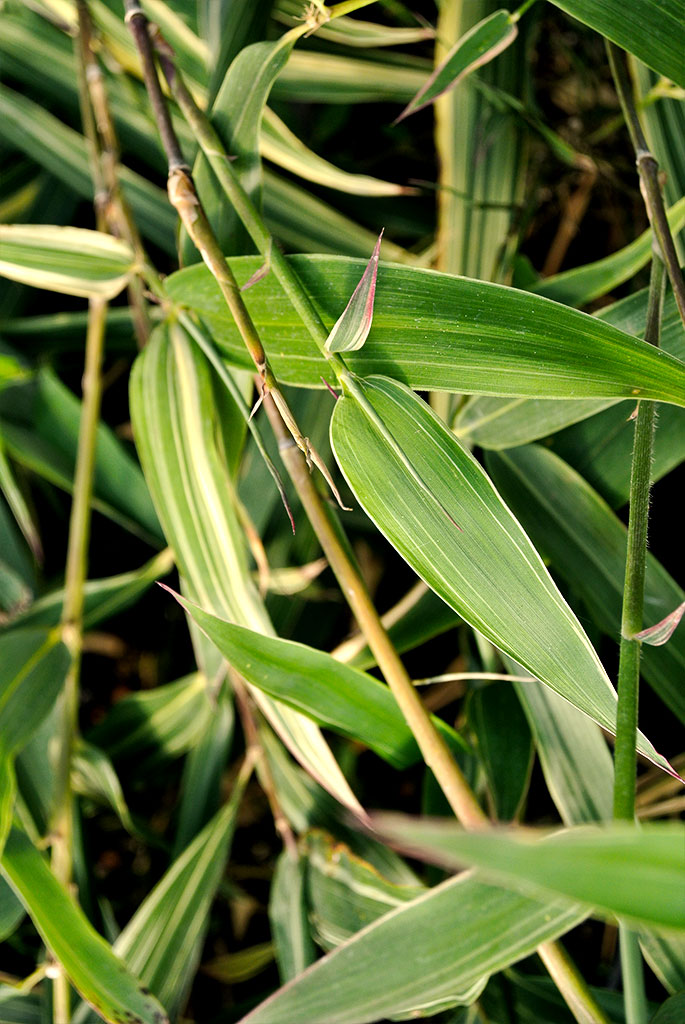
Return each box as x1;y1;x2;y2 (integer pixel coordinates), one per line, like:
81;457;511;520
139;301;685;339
240;866;585;1023
261;108;410;197
10;549;174;632
325;233;382;353
0;826;168;1024
469;682;533;821
486;445;685;723
87;672;213;767
166;255;685;403
640;931;685;994
0;368;163;545
330;375;676;775
652;992;685;1024
76;771;249;1023
202;0;273;105
374;817;685;932
166;590;466;771
531;197;685;306
268;848;317;983
548;0;685;88
397;10;518;121
0;225;134;300
130;322;363;817
0;628;70;851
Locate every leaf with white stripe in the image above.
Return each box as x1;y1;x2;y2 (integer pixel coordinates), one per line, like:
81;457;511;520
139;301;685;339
330;374;677;778
129;322;363;818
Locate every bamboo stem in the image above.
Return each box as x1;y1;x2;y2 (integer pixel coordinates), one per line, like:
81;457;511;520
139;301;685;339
606;43;685;327
538;941;612;1024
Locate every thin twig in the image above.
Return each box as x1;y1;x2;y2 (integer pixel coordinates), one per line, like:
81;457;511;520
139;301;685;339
607;43;685;327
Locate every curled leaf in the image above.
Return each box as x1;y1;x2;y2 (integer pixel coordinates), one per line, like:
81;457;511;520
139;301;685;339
324;230;383;353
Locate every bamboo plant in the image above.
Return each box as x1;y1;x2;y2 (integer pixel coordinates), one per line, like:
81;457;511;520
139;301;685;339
0;2;684;1023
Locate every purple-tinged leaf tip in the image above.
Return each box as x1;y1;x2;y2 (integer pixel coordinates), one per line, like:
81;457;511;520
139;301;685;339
634;600;685;646
325;230;384;354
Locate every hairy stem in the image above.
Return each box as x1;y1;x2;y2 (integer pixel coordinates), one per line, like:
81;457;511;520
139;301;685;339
607;43;685;327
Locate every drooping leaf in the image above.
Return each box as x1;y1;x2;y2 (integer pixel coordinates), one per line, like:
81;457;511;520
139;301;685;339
166;255;685;403
164;589;466;771
0;826;168;1024
374;817;685;933
240;866;585;1023
548;0;685;88
396;9;518;121
329;375;676;775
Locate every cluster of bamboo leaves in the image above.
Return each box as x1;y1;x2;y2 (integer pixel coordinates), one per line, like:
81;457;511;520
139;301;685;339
1;1;684;1022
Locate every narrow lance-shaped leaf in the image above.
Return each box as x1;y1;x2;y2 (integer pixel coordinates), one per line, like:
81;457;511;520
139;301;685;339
325;232;383;353
396;9;518;122
0;827;168;1024
0;225;135;300
374;817;685;933
330;375;678;778
162;588;466;771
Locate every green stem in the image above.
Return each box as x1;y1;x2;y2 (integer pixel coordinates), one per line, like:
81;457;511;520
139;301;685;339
619;925;650;1024
606;42;685;327
50;295;107;1024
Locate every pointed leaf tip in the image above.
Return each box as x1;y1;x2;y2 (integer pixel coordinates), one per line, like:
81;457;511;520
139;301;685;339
634;601;685;646
324;230;384;353
395;10;518;123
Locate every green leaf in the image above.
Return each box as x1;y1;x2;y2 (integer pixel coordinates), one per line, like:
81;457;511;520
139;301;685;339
548;0;685;88
0;628;70;851
166;255;685;404
273;50;428;105
397;10;518;121
0;826;168;1024
531;197;685;306
374;817;685;932
273;0;434;48
651;991;685;1024
640;931;685;994
240;866;585;1023
329;375;676;775
0;225;134;300
130;322;363;817
0;874;24;942
325;232;382;353
72;740;137;836
164;589;466;771
486;444;685;723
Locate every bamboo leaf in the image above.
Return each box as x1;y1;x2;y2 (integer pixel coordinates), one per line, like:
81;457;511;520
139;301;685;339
396;10;518;122
269;849;316;983
0;225;134;300
130;322;364;817
166;255;685;404
0;827;168;1024
373;817;685;932
548;0;685;88
325;232;382;353
162;589;466;771
240;867;585;1023
329;375;677;776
